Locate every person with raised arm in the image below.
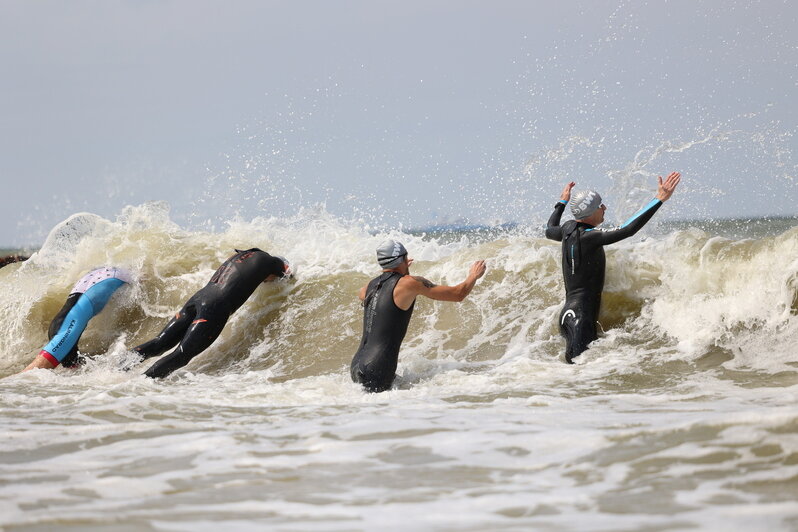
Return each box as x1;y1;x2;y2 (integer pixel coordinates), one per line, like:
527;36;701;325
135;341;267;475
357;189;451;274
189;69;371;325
545;172;681;363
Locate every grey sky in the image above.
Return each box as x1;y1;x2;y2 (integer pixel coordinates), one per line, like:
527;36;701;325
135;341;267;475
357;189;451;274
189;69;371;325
2;0;796;247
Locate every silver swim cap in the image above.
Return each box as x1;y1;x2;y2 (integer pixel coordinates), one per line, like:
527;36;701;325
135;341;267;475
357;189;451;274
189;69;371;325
570;190;603;219
376;239;408;269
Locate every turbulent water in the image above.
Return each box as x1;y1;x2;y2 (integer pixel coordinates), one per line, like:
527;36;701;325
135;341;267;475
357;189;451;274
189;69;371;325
1;205;797;531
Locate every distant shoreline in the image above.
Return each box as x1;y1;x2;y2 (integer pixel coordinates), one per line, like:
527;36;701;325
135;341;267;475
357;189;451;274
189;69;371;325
0;248;35;256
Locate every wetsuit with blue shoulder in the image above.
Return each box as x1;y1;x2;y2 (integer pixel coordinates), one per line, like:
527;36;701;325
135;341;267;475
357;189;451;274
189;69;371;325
25;266;132;371
545;173;681;363
135;248;290;378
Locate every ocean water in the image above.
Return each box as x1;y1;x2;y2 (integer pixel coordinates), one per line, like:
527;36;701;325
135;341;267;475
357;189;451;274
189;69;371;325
1;205;797;531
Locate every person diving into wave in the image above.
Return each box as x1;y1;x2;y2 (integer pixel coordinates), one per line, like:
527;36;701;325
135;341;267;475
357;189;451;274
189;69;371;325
21;266;132;372
132;248;292;378
545;172;681;363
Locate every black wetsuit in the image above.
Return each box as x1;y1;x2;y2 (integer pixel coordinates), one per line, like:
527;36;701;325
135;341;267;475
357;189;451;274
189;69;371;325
546;199;663;363
350;272;415;392
135;248;285;378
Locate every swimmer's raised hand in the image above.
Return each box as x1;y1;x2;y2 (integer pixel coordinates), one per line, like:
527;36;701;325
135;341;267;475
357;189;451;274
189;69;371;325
656;172;681;202
560;182;576;202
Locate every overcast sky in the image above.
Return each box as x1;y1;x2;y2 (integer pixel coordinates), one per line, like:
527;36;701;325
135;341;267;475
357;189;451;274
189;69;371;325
2;0;796;247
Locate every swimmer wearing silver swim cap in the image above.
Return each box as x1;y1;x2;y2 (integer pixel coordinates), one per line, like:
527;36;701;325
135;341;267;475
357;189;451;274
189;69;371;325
376;239;408;269
545;172;682;364
352;239;487;392
569;189;603;219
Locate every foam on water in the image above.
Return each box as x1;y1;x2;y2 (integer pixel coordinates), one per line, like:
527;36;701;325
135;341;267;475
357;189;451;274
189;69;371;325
1;205;797;530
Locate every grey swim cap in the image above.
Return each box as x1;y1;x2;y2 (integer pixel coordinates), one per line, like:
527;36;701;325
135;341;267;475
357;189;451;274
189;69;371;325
376;239;408;269
570;190;603;219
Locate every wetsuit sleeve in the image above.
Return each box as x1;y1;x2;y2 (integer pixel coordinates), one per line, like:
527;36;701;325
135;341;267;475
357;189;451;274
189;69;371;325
545;201;568;241
594;198;663;246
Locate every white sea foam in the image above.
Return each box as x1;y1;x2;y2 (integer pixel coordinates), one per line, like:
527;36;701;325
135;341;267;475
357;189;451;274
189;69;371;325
0;206;796;530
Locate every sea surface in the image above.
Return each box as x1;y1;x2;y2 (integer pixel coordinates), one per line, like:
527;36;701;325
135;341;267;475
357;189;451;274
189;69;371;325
1;206;797;531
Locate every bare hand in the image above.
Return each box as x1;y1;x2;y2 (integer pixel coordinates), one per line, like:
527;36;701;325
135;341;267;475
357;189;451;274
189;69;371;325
469;260;486;280
560;182;576;202
656;172;681;202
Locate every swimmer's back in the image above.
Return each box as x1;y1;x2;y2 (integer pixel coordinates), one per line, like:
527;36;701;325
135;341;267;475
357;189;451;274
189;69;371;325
204;248;285;312
71;267;132;294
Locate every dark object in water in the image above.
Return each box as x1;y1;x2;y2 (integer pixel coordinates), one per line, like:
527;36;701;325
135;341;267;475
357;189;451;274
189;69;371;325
0;255;28;268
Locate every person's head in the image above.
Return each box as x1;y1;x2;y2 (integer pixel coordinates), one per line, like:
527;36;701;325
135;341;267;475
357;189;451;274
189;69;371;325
570;189;606;226
376;239;409;273
0;254;28;269
264;255;293;282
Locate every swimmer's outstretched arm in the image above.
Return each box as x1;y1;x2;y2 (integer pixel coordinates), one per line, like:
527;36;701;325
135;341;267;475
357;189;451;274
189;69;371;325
398;261;487;304
545;181;576;241
597;172;681;246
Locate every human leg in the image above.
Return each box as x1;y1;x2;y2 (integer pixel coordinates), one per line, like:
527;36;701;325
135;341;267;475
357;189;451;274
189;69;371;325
559;305;596;364
48;294;82;367
350;348;398;392
32;295;94;369
143;308;228;378
133;298;198;360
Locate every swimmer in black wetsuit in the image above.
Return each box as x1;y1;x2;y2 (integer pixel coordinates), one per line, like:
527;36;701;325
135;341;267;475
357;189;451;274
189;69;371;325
350;240;486;392
545;172;681;363
133;248;291;378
